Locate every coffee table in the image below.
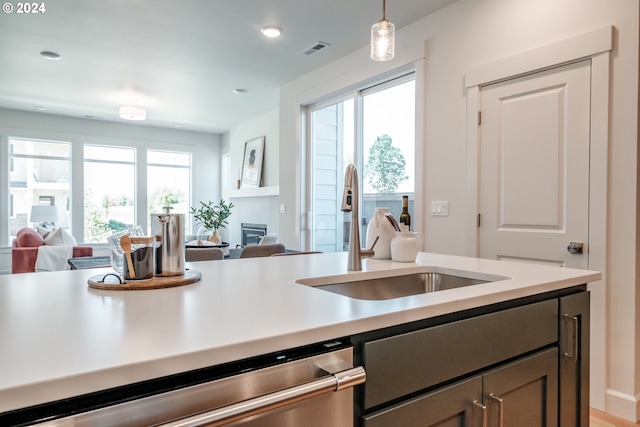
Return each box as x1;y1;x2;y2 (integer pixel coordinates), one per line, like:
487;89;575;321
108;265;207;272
68;256;111;270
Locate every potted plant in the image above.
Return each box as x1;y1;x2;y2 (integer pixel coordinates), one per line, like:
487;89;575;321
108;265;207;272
190;199;234;244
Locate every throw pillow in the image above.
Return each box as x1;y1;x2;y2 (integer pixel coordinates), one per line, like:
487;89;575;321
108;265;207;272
44;228;77;246
16;228;45;248
37;225;51;239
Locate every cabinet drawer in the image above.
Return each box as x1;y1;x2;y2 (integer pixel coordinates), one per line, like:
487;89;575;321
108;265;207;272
362;299;558;408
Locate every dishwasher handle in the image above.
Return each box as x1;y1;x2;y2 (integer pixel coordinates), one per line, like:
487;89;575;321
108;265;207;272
156;366;366;427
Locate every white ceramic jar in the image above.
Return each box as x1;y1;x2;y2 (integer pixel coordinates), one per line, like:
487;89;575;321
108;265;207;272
391;231;424;262
366;207;397;259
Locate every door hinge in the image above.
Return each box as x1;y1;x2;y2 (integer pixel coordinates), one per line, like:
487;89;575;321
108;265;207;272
478;111;482;126
477;213;481;227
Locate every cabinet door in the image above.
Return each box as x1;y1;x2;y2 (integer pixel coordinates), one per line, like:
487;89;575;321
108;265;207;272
559;291;590;426
361;376;482;427
483;348;558;427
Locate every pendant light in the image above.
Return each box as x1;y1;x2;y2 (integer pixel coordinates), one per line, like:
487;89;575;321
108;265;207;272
370;0;395;61
119;99;146;121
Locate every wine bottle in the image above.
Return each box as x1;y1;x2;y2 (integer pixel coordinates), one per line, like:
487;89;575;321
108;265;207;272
399;195;411;231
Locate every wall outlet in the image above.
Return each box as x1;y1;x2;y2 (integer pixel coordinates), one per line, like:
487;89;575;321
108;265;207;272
431;201;449;217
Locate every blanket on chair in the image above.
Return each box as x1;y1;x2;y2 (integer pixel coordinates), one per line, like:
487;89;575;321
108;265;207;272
35;245;73;272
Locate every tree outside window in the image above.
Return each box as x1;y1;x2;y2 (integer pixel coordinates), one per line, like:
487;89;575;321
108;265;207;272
364;134;408;193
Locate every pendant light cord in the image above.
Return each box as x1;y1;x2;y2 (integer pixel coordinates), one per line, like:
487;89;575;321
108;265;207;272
382;0;386;20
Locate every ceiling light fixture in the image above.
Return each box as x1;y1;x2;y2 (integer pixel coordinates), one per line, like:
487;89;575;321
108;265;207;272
119;105;146;121
40;51;61;60
370;0;395;61
233;88;248;95
261;26;282;38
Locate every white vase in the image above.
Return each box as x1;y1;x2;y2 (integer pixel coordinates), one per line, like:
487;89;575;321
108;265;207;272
366;207;397;259
391;231;424;262
208;230;221;244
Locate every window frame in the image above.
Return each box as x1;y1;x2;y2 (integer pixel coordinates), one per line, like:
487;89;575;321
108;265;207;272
302;71;416;252
83;144;137;243
6;137;72;243
146;149;193;235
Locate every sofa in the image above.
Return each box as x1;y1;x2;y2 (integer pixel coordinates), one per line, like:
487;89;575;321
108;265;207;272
11;228;93;274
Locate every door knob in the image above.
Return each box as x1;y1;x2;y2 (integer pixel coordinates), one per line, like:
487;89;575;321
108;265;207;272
567;242;583;254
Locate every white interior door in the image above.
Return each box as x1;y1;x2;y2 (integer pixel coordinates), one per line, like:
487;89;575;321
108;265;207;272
478;60;591;269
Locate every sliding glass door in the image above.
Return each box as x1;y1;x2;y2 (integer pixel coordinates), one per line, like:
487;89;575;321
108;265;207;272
305;74;415;252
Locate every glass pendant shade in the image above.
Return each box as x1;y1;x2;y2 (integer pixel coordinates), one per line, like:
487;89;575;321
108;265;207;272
370;18;395;61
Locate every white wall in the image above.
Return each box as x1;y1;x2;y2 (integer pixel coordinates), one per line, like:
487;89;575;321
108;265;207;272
225;109;279;188
279;0;640;421
0;108;221;272
222;109;280;246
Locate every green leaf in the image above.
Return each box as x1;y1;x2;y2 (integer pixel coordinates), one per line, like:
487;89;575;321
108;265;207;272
190;199;235;231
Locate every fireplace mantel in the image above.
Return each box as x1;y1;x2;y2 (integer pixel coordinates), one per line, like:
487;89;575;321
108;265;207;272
228;185;279;199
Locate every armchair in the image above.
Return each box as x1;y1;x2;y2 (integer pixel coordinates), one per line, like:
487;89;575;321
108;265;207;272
239;243;286;258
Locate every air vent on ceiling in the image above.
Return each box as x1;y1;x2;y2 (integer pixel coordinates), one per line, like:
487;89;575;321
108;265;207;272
301;41;330;56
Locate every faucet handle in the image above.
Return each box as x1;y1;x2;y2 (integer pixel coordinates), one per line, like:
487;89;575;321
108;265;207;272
361;236;379;260
369;236;380;250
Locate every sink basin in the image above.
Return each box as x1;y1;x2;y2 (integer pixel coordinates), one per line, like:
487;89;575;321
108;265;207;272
296;269;508;300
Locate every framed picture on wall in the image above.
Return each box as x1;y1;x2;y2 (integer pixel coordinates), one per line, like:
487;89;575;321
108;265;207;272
241;136;265;188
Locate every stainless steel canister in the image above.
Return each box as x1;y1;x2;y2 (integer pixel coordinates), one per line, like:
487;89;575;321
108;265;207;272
151;207;185;276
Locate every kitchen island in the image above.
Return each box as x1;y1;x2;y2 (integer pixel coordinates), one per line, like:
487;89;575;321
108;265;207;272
0;252;600;424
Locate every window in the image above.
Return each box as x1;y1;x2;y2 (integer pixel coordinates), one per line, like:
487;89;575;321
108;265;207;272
84;145;135;243
3;137;196;246
147;150;192;234
305;74;415;252
8;138;70;243
308;98;355;253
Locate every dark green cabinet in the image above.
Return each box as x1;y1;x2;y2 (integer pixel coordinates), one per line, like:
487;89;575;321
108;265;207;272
354;289;589;427
362;349;558;427
483;348;558;427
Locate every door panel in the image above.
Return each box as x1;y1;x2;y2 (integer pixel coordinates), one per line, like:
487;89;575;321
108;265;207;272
478;60;591;269
361;376;482;427
483;349;559;427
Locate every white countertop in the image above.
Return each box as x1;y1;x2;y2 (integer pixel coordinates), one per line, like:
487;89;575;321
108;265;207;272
0;252;600;413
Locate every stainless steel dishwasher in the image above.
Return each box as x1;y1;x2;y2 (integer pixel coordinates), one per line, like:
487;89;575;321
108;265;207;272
2;340;365;427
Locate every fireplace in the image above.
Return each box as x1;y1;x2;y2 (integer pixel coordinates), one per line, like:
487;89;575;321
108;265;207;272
241;223;267;246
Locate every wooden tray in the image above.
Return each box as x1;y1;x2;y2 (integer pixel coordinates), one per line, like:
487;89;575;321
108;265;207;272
88;270;201;291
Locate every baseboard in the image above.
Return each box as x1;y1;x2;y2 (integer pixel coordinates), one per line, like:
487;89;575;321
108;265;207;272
605;388;640;422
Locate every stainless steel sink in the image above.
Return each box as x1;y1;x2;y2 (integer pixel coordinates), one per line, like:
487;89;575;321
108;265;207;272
296;270;508;300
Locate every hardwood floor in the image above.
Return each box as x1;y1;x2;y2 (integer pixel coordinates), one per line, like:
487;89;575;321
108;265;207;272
591;408;640;427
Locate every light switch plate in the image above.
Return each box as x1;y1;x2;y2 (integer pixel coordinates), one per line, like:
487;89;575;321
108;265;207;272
279;204;286;214
431;201;449;217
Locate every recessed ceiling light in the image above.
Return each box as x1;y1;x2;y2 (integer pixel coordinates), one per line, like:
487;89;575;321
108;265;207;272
261;26;282;38
233;88;248;95
40;51;61;60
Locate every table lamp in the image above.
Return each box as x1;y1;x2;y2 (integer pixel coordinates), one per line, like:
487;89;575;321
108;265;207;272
30;205;58;228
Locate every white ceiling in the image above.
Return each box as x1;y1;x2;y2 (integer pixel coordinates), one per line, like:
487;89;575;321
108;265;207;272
0;0;457;133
